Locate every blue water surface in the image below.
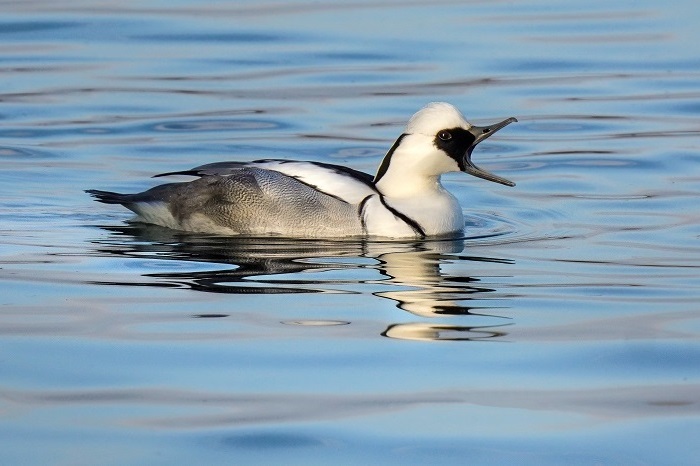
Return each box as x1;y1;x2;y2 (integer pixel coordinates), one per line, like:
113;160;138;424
1;0;699;464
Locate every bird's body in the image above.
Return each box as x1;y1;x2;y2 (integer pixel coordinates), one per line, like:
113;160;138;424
87;103;516;239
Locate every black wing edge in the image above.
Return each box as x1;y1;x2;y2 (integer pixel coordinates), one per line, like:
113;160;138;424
151;159;375;186
306;161;375;186
151;160;252;178
152;169;203;178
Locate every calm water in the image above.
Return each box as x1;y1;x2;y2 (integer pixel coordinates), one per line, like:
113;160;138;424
1;0;699;464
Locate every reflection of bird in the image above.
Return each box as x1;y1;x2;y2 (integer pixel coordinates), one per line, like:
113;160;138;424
92;226;513;341
87;102;516;238
374;245;513;318
382;323;511;342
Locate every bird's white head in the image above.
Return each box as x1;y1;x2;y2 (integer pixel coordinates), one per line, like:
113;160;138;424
405;101;470;136
374;102;516;192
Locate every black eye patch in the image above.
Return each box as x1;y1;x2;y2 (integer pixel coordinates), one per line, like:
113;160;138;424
433;127;475;166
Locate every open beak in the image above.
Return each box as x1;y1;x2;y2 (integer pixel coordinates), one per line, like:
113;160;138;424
463;117;517;187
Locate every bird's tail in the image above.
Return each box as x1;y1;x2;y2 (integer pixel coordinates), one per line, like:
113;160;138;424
85;189;131;205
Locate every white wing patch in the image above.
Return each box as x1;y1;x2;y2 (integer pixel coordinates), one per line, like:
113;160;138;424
246;160;377;204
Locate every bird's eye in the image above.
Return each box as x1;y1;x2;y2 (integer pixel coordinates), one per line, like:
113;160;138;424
438;130;452;141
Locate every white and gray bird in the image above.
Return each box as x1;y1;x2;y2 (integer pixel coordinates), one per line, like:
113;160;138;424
87;102;516;239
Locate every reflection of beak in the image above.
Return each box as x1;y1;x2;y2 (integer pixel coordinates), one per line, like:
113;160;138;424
464;117;517;187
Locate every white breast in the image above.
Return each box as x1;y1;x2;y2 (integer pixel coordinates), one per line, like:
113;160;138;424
384;192;464;237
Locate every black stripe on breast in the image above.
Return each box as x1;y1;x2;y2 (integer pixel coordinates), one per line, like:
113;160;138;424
379;196;426;238
357;194;373;235
373;134;407;184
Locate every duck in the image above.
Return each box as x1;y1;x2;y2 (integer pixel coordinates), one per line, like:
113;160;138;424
86;102;516;239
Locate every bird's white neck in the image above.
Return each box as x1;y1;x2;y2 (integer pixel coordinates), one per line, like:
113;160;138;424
375;171;443;198
374;136;459;198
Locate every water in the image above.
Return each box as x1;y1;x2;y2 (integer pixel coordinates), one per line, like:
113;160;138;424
1;0;699;464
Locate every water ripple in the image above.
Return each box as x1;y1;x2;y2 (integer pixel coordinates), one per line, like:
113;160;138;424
2;0;700;463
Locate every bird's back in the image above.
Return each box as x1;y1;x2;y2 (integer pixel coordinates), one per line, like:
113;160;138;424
90;166;368;237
